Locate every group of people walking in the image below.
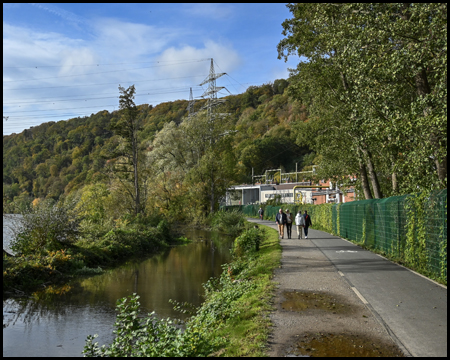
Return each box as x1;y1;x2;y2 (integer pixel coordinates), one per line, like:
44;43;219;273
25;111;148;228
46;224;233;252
258;207;312;239
274;208;312;239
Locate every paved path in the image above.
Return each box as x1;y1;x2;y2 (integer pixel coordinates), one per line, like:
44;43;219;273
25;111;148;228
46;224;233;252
247;218;447;357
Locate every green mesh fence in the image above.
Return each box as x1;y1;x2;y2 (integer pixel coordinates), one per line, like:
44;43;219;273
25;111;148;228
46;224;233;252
223;189;447;283
335;189;447;282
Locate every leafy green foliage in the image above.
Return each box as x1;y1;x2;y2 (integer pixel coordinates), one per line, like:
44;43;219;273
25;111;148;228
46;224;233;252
232;227;265;257
83;294;220;357
10;199;80;256
210;208;246;236
278;3;447;197
3;249;85;292
106;85;144;215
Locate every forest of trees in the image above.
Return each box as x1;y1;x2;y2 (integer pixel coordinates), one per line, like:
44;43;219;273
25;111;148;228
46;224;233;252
3;79;310;222
3;4;447;223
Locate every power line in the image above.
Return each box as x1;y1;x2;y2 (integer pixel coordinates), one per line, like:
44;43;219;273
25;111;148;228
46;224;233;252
5;104;119;114
213;59;247;94
3;83;246;106
3;74;208;91
3;59;211;83
4;96;206;119
3;58;212;69
4;86;205;105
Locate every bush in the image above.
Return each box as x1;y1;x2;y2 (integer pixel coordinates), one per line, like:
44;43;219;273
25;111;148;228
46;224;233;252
10;199;80;256
210;209;246;236
83;294;219;357
233;227;265;257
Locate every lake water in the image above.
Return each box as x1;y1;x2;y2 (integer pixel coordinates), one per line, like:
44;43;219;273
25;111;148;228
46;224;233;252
3;216;234;357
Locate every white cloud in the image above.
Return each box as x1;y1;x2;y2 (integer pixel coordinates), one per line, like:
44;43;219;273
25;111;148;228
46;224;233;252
3;23;85;69
59;48;100;76
91;18;177;60
156;40;242;80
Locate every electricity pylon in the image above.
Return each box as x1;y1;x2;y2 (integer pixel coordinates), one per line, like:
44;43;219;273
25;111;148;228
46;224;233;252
199;58;229;124
198;58;230;215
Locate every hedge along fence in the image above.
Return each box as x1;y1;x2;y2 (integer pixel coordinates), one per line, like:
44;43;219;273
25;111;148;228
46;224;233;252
221;203;333;234
222;189;447;284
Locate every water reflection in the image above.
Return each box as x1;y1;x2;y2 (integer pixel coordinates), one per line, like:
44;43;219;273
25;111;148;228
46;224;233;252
3;228;233;357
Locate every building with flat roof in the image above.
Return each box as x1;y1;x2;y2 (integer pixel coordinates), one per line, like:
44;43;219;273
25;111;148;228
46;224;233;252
224;179;356;206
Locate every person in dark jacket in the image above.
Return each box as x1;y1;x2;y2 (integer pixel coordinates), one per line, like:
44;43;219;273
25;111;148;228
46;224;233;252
275;208;287;239
285;209;293;239
303;210;312;238
258;207;264;220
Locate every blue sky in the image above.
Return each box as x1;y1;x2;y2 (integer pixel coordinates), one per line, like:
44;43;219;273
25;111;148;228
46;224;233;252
3;3;300;135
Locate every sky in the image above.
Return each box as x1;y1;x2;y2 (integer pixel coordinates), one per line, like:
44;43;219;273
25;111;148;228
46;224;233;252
3;3;300;136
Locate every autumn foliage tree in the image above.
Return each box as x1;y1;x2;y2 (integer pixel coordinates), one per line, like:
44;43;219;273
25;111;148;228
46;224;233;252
108;85;143;215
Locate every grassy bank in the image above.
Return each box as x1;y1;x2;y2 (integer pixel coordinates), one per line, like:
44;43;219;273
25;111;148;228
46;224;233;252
83;220;282;357
205;223;281;356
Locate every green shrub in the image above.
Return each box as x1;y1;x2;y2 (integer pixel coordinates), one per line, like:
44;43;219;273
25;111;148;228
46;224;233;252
196;267;256;326
233;227;265;257
10;199;80;256
83;294;219;357
210;209;246;236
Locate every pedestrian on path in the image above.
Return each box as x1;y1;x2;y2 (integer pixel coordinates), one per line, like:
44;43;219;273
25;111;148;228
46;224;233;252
295;210;305;239
285;209;293;239
275;208;287;239
303;210;312;238
258;207;264;220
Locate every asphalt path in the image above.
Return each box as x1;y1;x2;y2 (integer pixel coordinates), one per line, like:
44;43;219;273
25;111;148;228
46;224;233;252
247;218;447;357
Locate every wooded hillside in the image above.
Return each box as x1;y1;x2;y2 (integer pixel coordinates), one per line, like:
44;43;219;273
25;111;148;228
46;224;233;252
3;79;311;218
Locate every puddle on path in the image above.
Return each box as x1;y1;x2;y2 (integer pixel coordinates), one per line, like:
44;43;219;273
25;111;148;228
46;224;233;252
281;291;352;314
288;332;404;357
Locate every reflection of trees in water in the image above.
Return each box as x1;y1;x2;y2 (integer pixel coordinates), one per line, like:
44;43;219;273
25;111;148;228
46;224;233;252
2;279;119;330
3;230;233;329
3;295;67;329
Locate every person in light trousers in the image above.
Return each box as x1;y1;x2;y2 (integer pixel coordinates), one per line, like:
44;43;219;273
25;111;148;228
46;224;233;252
275;208;287;239
295;210;305;239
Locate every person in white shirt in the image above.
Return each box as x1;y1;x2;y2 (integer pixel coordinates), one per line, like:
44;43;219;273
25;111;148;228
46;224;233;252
295;210;305;239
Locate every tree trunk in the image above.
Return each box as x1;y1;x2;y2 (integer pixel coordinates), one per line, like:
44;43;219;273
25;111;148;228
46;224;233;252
392;171;398;195
357;148;373;199
362;148;383;199
414;68;431;97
